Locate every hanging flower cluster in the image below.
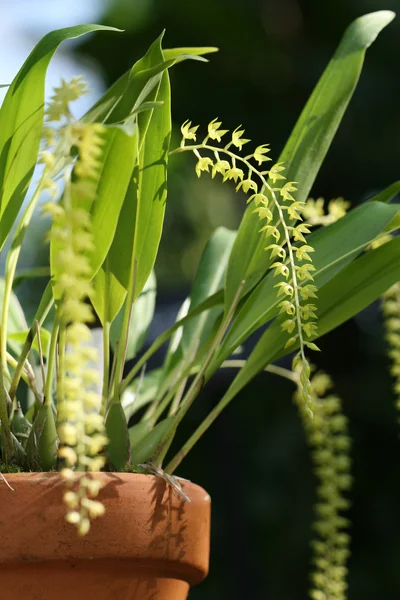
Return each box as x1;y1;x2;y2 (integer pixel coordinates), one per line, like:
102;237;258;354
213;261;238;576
177;118;319;413
382;281;400;418
302;197;350;227
41;78;108;535
294;370;352;600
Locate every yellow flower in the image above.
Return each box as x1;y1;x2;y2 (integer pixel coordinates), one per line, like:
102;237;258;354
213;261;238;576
274;282;294;297
223;166;244;182
236;178;257;193
270;262;289;278
181;119;199;141
268;162;286;183
253;144;271;165
231;126;250;150
208;118;229;142
281;319;296;333
295;245;315;262
253;206;273;221
212;159;230;178
265;244;286;259
280;181;298;202
279;300;295;315
247;192;268;206
195;156;213;177
302;322;318;337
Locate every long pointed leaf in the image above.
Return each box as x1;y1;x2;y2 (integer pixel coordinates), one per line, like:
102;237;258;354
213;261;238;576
0;25;119;250
224;11;395;308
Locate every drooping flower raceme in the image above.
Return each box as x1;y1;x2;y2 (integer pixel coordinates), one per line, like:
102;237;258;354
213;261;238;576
41;78;108;535
175;118;319;414
294;371;352;600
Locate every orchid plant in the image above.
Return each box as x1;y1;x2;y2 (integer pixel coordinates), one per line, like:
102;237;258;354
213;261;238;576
0;11;399;600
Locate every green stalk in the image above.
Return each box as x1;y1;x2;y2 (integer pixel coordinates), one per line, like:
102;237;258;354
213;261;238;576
8;281;53;402
113;259;137;403
155;282;245;472
120;292;222;393
57;324;66;406
0;348;13;462
100;259;111;416
44;312;60;406
0;179;44;373
172;281;244;424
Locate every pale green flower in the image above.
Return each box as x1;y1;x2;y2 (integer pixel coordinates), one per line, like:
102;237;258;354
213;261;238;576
236;178;257;193
223;166;244;182
208;118;229;142
231;126;250;150
253;144;271;165
195;156;213;177
268;162;286;183
181;119;199;141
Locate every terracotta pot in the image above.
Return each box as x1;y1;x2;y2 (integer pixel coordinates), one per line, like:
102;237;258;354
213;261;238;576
0;472;211;600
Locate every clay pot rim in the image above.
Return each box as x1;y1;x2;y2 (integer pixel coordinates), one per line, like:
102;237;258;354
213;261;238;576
0;471;211;586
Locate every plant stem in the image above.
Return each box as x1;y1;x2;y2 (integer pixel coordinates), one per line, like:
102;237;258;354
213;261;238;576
168;281;244;433
0;179;44;374
6;352;42;402
101;320;111;416
0;353;13;462
121;292;222;393
113;258;137;403
57;324;66;406
221;360;298;383
44;312;60;406
8;281;53;402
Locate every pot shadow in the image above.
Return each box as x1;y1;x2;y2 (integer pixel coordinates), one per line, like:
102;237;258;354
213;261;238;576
147;478;188;563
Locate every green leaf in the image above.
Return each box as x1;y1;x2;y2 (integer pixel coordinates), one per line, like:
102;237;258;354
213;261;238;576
163;46;218;62
128;420;153;451
11;406;32;449
8;327;51;357
84;124;140;279
26;403;57;471
224;11;395;308
0;24;119;250
212;199;400;368
367;181;400;204
0;276;28;356
110;271;156;361
105;402;130;470
130;416;175;465
122;368;162;421
181;227;236;356
0;277;27;334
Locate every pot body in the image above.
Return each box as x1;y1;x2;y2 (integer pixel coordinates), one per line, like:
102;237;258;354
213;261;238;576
0;472;211;600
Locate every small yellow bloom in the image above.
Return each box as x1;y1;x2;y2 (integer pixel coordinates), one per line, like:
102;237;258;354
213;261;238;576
231;126;250;150
253;206;273;221
236;179;257;193
268;162;286;183
195;156;213;178
181;120;199;141
247;192;268;206
281;319;296;333
223;166;244;183
253;144;271;165
212;159;230;178
208;118;229;142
